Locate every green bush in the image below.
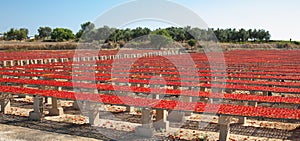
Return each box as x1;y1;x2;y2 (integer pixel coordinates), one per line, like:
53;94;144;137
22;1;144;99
188;39;197;47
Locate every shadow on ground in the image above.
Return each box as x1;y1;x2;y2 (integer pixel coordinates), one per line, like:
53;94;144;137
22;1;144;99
1;113;299;140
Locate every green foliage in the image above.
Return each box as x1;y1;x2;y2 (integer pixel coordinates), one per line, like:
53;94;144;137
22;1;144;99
213;28;270;42
17;28;29;40
165;27;186;41
37;27;52;39
239;28;249;42
107;27;150;42
75;25;270;48
75;30;84;40
76;21;95;39
152;29;172;38
4;28;28;41
132;27;151;39
51;28;75;42
79;25;114;43
188;39;197;47
95;26;114;42
150;29;172;49
53;22;273;44
293;41;300;45
81;21;95;31
3;21;273;45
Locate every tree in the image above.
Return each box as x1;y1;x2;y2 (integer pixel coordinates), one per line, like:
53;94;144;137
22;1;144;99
248;29;253;41
188;39;197;47
81;21;95;31
16;28;29;40
264;31;271;41
252;29;258;41
238;28;249;42
38;27;52;39
206;28;216;41
51;28;75;42
95;26;114;42
257;29;266;41
122;28;133;42
4;28;16;40
165;27;185;42
76;22;95;39
187;27;201;40
214;28;228;42
4;28;28;41
132;27;151;39
183;26;193;40
150;29;172;49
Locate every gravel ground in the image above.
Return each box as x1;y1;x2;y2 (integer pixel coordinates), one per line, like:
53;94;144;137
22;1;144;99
0;123;100;141
1;99;299;141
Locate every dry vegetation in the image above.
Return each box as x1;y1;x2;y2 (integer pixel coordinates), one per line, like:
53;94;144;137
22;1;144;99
0;41;300;52
0;41;78;51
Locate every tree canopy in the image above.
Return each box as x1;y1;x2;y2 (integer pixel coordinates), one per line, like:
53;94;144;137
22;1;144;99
3;28;29;41
76;22;95;39
51;28;75;42
150;29;173;49
2;21;272;44
37;26;52;39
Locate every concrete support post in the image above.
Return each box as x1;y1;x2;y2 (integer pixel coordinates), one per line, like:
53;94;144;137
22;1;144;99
218;115;231;141
237;102;247;124
87;102;100;125
58;86;62;91
153;109;169;131
141;108;153;127
29;95;43;121
167;110;185;122
26;60;30;65
72;101;82;110
248;101;258;107
263;91;272;96
19;60;24;66
88;109;100;125
45;97;52;105
135;108;155;137
0;96;11;114
208;98;214;103
152;94;160;99
238;116;247;125
225;89;233;94
3;61;7;67
125;105;134;113
16;61;20;66
200;87;206;92
48;97;64;116
10;61;14;67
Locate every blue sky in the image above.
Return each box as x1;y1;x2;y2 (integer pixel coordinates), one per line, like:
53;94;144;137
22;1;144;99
1;0;300;40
